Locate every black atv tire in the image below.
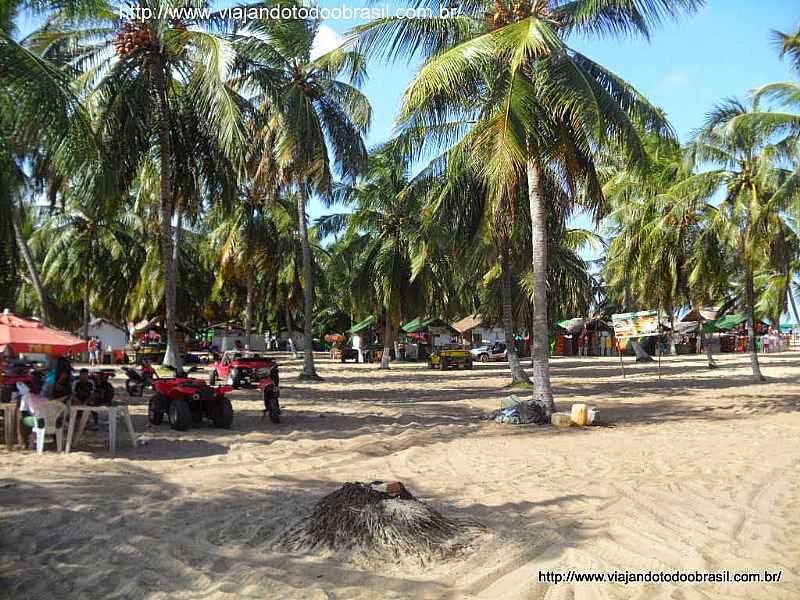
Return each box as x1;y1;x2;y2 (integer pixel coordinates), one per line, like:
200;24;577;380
212;398;234;429
230;368;241;389
208;370;217;386
170;399;192;431
126;380;144;397
148;394;165;425
440;358;449;371
465;359;474;370
264;389;281;424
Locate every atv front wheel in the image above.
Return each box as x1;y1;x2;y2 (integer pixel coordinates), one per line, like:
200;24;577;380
441;358;449;371
148;394;165;425
170;399;192;431
212;398;234;429
126;380;144;397
208;370;217;386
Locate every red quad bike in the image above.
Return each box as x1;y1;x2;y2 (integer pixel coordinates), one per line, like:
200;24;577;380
209;351;281;423
149;366;233;431
209;351;275;389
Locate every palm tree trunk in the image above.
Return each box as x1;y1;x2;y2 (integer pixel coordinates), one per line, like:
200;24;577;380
295;185;320;380
82;257;90;340
744;268;764;381
789;285;800;325
526;159;554;415
245;269;254;339
152;55;180;368
380;316;392;369
668;307;677;355
10;203;50;325
501;250;530;384
702;329;717;369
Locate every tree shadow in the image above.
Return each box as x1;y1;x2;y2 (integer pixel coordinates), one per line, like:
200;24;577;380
0;470;594;600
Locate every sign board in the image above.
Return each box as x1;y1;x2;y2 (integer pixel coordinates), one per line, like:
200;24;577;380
611;310;661;339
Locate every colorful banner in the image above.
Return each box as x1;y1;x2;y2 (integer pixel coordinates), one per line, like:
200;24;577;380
612;310;661;339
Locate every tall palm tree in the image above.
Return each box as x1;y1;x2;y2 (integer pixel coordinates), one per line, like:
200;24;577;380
1;0;99;324
354;0;697;414
32;0;246;365
686;98;800;381
238;17;371;379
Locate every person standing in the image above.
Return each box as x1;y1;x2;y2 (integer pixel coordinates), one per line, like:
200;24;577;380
88;337;99;366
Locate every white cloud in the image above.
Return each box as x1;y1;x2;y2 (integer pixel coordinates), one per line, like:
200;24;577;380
311;24;344;59
659;71;690;90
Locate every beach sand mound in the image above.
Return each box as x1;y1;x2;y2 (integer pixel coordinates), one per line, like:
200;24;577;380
279;482;479;566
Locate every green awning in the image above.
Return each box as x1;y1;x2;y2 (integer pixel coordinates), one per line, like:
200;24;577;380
401;318;436;333
710;314;747;331
347;315;376;334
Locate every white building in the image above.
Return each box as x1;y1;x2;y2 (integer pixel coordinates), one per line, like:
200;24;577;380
452;315;506;347
85;318;128;351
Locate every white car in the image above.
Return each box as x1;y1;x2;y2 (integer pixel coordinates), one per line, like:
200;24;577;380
470;342;508;362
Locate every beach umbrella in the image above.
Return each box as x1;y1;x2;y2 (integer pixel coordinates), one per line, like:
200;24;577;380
0;312;88;356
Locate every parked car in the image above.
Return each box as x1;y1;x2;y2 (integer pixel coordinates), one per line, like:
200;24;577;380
429;346;473;370
470;342;508;362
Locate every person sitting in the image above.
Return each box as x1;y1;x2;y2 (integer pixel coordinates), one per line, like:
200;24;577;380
73;368;95;404
16;382;63;449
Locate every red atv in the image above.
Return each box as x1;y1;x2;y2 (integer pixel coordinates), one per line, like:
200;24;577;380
149;366;233;431
209;351;277;389
209;351;281;423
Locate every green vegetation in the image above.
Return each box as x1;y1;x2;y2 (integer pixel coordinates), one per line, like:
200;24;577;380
2;2;799;397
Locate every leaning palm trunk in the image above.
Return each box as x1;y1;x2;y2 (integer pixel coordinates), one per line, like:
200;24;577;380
789;287;800;327
296;185;320;380
153;55;180;368
745;268;764;381
11;203;50;325
526;160;554;415
245;269;254;339
501;251;530;384
380;318;391;369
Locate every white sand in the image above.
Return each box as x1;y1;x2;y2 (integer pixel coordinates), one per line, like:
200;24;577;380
1;353;799;599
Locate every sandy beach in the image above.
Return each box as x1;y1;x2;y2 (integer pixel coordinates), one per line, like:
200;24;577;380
1;353;799;599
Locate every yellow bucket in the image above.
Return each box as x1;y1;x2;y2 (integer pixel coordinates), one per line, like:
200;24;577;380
551;412;572;428
571;403;588;426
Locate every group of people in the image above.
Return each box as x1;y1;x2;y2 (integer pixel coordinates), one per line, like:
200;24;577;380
14;355;114;448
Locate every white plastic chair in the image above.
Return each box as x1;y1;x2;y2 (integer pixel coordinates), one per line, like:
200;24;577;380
29;401;66;454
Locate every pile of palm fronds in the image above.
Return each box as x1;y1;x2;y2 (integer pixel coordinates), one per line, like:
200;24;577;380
279;482;479;565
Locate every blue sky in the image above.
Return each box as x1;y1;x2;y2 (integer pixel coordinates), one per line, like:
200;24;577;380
316;0;798;148
308;0;799;226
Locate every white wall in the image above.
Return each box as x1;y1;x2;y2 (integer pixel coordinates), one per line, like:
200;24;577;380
472;326;505;346
88;323;128;350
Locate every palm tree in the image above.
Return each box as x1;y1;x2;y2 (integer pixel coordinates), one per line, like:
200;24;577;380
238;17;371;379
1;0;98;324
319;147;433;369
32;196;139;336
354;0;697;414
686;98;800;381
32;0;247;365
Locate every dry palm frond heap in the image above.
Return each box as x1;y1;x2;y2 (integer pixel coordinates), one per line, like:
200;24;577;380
279;482;479;565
